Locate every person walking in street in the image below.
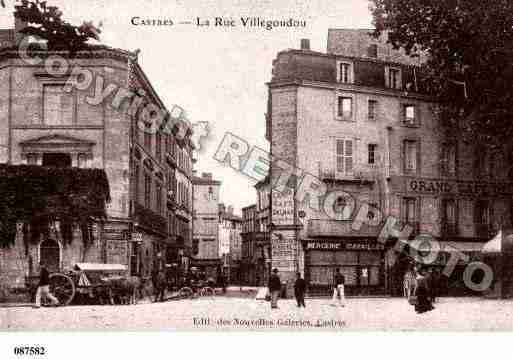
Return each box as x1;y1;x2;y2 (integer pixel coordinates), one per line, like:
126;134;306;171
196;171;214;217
294;272;306;308
331;268;345;307
34;264;59;308
268;268;281;309
154;269;166;302
414;268;435;314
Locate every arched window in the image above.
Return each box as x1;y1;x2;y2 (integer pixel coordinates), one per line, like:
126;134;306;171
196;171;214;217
39;238;60;272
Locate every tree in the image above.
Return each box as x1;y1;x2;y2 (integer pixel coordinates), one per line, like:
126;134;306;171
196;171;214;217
13;0;101;51
370;0;513;148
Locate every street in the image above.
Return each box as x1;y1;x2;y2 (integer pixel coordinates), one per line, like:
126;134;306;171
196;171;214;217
2;294;513;331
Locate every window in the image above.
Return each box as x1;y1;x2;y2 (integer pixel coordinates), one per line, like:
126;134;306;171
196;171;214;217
42;153;71;167
386;67;401;89
368;100;377;120
336;139;353;175
77;153;88;168
144;172;152;208
156;131;162;162
134;162;140;203
156;182;162;214
144;123;152;152
338;62;352;83
26;154;38;165
475;200;490;225
43;84;73;126
368;144;377;165
403;105;416;125
403;140;418;173
402;197;417;224
337;97;352;119
441;143;457;176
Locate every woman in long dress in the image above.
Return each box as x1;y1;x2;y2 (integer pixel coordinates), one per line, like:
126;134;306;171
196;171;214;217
414;269;434;314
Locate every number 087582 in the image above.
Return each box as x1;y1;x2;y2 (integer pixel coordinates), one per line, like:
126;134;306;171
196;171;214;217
13;346;46;356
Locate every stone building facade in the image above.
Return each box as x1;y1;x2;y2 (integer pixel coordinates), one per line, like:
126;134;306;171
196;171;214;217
218;204;243;283
267;30;513;296
0;18;194;291
191;172;221;279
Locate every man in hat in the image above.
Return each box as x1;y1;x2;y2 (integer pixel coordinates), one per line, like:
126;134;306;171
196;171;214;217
34;263;59;308
268;268;282;309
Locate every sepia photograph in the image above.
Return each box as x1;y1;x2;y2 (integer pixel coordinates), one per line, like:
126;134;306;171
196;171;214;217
0;0;512;352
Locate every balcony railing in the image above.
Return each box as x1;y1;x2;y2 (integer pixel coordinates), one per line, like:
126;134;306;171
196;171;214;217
307;219;380;238
318;163;377;183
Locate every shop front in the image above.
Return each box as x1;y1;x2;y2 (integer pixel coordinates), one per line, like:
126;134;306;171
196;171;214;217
303;239;386;296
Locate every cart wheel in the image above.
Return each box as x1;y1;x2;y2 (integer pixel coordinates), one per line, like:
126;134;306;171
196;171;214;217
200;287;215;297
178;287;193;299
49;273;75;306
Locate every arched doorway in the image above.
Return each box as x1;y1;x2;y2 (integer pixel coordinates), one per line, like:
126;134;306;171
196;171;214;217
40;238;61;272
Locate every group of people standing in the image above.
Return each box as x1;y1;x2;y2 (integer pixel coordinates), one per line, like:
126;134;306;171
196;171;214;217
268;267;346;309
404;266;439;314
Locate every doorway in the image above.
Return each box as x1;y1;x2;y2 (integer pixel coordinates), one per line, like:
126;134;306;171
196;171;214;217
40;238;61;272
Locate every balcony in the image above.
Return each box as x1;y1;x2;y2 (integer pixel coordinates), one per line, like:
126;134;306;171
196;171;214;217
318;164;376;185
307;219;380;238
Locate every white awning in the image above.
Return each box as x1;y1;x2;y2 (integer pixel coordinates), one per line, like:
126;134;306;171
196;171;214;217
74;263;127;271
483;230;502;253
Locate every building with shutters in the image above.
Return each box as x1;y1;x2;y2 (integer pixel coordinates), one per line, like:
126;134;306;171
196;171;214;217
191;172;221;280
0;16;194;292
266;29;513;297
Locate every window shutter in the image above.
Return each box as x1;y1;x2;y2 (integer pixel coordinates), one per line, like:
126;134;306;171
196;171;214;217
416;140;421;175
384;66;390;88
416;103;421;126
345;139;353;174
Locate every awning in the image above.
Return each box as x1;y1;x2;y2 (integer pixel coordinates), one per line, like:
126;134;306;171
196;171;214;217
74;263;127;271
483;230;502;253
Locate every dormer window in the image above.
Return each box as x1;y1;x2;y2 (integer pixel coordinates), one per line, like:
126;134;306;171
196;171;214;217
337;61;353;84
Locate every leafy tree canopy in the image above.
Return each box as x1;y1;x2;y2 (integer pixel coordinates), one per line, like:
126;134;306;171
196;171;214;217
13;0;101;51
0;165;110;250
370;0;513;148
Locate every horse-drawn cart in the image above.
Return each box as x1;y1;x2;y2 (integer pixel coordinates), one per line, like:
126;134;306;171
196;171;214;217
26;262;131;306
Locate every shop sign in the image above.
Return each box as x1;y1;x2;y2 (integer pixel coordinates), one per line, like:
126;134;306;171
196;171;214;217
131;232;143;242
403;177;513;197
305;241;384;251
271;189;294;225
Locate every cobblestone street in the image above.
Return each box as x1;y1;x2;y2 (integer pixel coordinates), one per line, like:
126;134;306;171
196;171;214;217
2;295;513;331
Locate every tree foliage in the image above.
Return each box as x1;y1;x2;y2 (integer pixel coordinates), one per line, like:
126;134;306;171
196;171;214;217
0;165;110;250
13;0;101;51
370;0;513;147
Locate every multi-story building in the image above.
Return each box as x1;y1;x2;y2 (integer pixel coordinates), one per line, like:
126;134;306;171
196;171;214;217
267;30;513;296
240;200;270;286
192;172;221;279
0;16;194;289
254;176;271;285
218;204;243;283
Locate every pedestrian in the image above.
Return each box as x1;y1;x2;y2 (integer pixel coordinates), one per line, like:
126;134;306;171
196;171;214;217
268;268;281;309
428;267;439;303
154;270;166;302
34;263;59;308
331;268;345;307
294;272;306;308
414;268;434;314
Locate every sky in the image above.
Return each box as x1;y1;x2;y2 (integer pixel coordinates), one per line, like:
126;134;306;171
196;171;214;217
0;0;373;214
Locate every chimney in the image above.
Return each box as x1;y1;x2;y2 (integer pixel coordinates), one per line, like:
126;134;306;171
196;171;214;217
367;44;378;58
14;14;28;45
300;39;310;51
201;172;212;180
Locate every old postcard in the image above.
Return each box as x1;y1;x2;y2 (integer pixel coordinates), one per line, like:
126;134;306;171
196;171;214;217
0;0;513;349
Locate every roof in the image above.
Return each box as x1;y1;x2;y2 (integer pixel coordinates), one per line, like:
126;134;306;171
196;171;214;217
74;263;127;271
327;29;428;66
192;176;221;185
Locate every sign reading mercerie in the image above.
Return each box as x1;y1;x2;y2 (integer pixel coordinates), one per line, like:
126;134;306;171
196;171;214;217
305;241;384;251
